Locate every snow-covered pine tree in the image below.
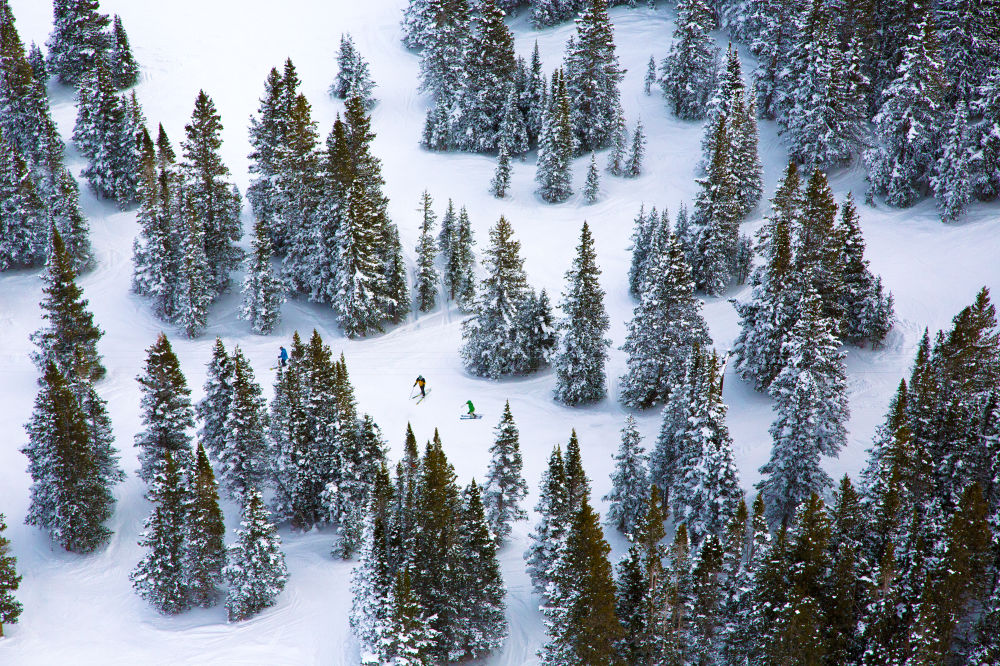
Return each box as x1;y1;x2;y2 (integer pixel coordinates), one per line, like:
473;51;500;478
269;334;315;529
401;0;434;49
563;0;625;152
274;90;321;285
74;61;131;202
490;145;512;198
445;205;476;310
0;129;45;270
620;230;710;409
461;215;533;378
757;290;847;526
497;86;529;157
349;467;395;659
437;198;457;259
540;500;623;664
865;11;947;208
536;69;575;203
331;33;377;109
661;0;719;120
30;226;105;384
935;0;1000;106
180;90;243;296
45;0;110;85
335;182;387;337
131;129;177;315
644;55;657;94
483;401;528;543
224;488;288;621
732;86;763;219
241;219;286;335
583;153;600;203
174;202;213;338
603;415;649;538
196;338;232;465
454;480;508;658
553;221;611;405
108;14;138;89
931;101;973;223
625;117;646;178
329;412;388;559
415;190;439;311
186;443;226;608
524;445;569;594
525;43;547;145
750;0;797;120
514;287;558;374
22;361;122;553
0;513;22;638
135;333;195;482
837;193;894;346
626;204;652;298
217;348;271;503
605;107;627;177
131;451;191;614
247;67;287;240
27;41;47;81
418;0;472;103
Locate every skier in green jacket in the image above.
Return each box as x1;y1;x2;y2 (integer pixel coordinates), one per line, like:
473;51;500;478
465;400;475;416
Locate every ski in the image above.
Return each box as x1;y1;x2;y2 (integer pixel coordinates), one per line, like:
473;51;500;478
460;414;483;420
415;389;432;404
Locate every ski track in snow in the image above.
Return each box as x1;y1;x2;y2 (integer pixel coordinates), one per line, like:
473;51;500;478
2;0;999;663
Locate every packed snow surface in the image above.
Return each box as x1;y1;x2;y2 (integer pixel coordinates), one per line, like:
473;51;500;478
2;0;998;663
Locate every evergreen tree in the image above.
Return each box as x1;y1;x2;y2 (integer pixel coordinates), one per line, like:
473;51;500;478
418;0;472;103
627;204;654;298
553;221;611;405
30;226;105;384
180;90;243;296
415;190;439;312
563;0;625;152
247;66;287;237
401;0;434;49
45;0;110;85
131;452;191;614
583;153;600;203
643;55;657;94
27;41;47;81
497;86;529;157
445;205;476;311
603;415;649;538
335;182;388;337
490;145;512;198
620;230;710;409
0;129;45;270
536;70;575;203
540;500;624;664
241;219;286;334
74;61;131;202
23;362;121;553
461;215;533;378
0;514;22;638
218;348;271;503
483;401;528;543
331;33;376;108
624;117;646;179
186;443;226;608
605;108;627;176
514;287;558;374
196;337;232;464
837;193;895;345
135;333;195;482
385;568;438;664
224;488;288;621
661;0;719;120
931;101;973;223
349;470;395;659
108;14;139;89
174;202;213;338
525;445;570;593
437;198;457;259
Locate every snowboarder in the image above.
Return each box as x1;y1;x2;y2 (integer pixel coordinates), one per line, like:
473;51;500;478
413;374;427;398
278;346;288;368
465;400;475;417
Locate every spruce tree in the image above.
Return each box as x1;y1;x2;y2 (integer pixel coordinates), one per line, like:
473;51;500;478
335;182;388;337
691;115;741;296
624;117;645;178
218;348;271;503
131;451;191;614
108;14;138;89
196;338;232;463
135;333;195;482
497;86;529;157
241;219;286;334
606;108;627;176
583;153;600;204
23;362;122;553
349;468;395;658
446;205;476;311
74;61;130;202
186;443;226;608
490;145;512;198
553;221;611;405
483;401;528;543
30;226;105;384
174;203;213;338
27;41;47;81
415;190;439;312
45;0;110;85
661;0;719;120
931;101;973;223
525;445;570;593
837;193;894;345
224;488;288;621
603;415;649;538
247;67;286;236
644;55;657;94
180;90;242;296
418;0;471;103
0;514;22;638
0;129;45;271
438;198;457;259
536;70;575;203
331;33;376;108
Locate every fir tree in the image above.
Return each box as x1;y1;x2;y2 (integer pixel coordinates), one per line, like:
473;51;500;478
218;348;271;503
241;219;286;334
401;0;434;49
0;514;22;638
483;401;528;543
23;362;122;553
606;108;627;176
490;145;512;198
196;338;232;465
135;333;195;482
931;101;973;223
415;190;438;312
418;0;472;103
131;452;191;614
349;469;395;659
603;415;649;538
74;61;131;202
247;66;287;237
108;14;139;89
45;0;110;85
174;203;213;338
540;500;624;664
644;55;657;95
385;568;438;664
445;205;476;311
224;488;288;621
536;70;575;203
583;153;600;204
180;90;243;296
30;226;105;384
497;86;529;157
837;193;894;345
331;33;377;108
438;198;457;259
186;443;226;608
27;41;47;81
335;182;388;337
553;221;610;405
624;117;645;178
661;0;719;120
0;129;45;270
525;445;570;593
514;287;558;374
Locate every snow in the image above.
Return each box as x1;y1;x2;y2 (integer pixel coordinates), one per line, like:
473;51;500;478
1;0;999;662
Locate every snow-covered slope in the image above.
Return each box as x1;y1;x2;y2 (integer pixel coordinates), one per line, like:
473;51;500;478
1;0;998;663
